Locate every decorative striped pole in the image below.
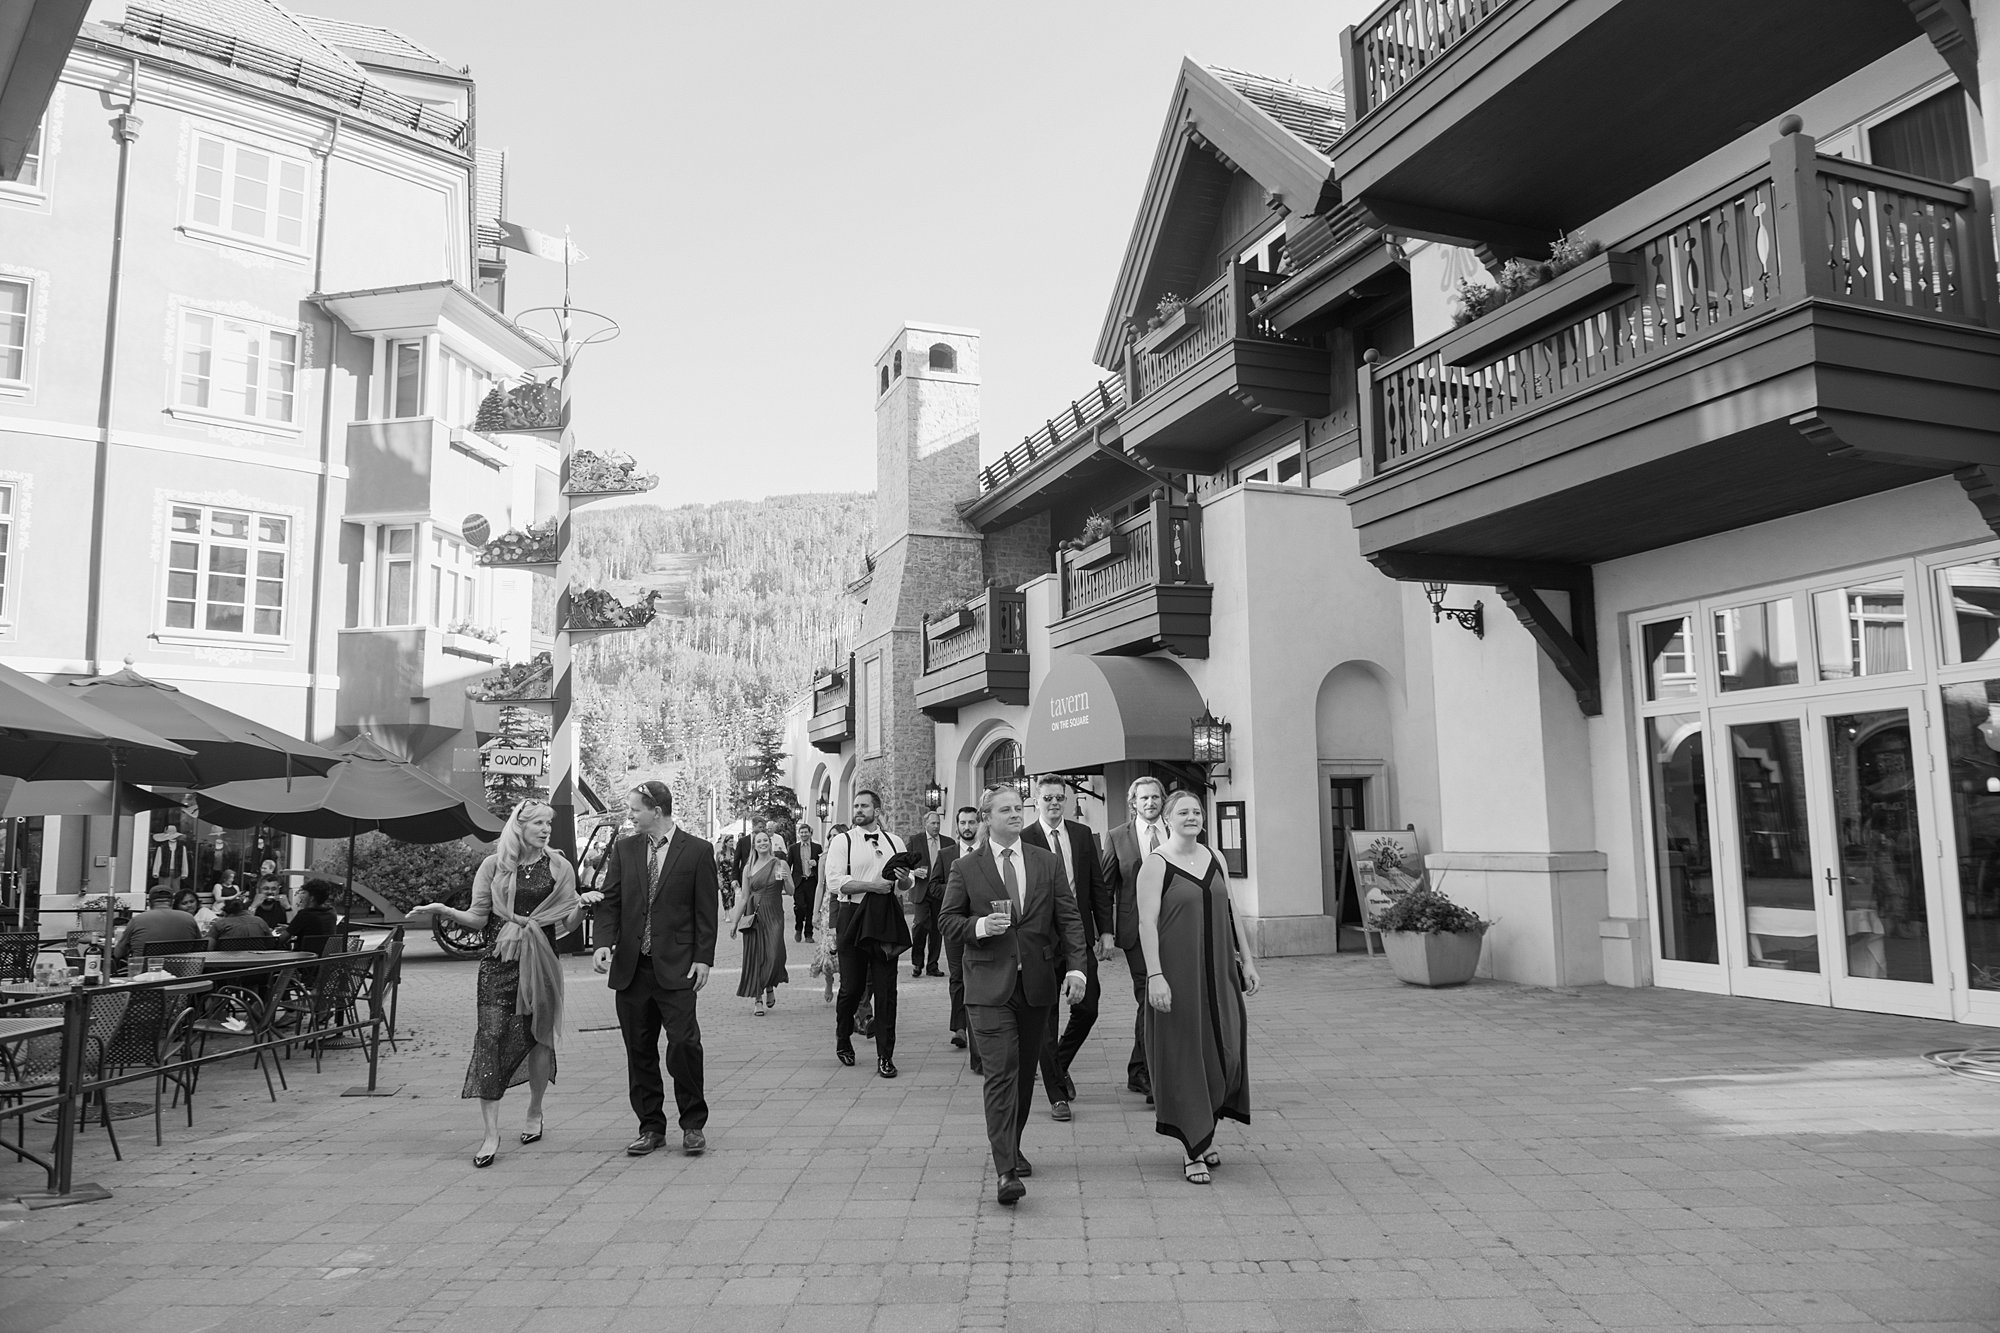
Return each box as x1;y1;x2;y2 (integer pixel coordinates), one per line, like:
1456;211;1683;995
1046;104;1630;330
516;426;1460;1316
549;237;578;863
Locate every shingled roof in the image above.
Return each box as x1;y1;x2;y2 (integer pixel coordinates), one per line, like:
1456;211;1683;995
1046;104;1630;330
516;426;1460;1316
145;0;368;79
1205;66;1345;156
297;14;456;69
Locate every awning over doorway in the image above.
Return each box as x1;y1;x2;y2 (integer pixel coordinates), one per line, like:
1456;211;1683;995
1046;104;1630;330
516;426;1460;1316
1024;655;1202;774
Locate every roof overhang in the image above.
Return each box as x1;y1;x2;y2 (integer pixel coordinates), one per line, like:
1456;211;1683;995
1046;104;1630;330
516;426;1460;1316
0;0;88;180
1023;654;1203;775
1092;58;1341;370
963;440;1162;530
315;281;556;376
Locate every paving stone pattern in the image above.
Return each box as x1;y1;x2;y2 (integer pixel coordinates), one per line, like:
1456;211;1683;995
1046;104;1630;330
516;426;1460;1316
2;941;1996;1332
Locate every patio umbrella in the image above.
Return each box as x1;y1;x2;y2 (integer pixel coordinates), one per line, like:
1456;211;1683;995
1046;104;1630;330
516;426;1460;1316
0;777;181;818
0;661;197;935
193;734;504;916
67;667;340;786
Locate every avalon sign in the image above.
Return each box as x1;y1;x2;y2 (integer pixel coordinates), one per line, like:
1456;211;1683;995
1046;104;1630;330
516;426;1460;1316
484;748;546;776
1023;654;1203;774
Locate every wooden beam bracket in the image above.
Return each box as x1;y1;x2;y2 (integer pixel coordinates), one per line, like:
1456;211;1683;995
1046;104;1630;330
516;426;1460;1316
1498;583;1601;717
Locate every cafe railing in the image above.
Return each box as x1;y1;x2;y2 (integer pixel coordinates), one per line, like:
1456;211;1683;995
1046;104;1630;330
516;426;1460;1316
1364;131;1999;474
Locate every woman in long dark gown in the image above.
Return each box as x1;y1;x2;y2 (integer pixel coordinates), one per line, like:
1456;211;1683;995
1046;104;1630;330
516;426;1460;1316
1138;789;1262;1184
729;830;791;1014
418;801;581;1167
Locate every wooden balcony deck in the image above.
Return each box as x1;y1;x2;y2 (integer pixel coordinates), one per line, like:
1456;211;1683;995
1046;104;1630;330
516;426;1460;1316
807;658;854;753
1050;496;1211;659
913;589;1029;721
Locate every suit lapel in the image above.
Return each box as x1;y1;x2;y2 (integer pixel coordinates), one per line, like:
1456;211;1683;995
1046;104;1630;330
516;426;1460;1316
657;829;689;890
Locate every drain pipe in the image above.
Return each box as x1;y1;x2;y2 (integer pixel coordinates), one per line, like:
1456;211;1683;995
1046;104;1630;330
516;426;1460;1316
302;116;343;745
85;59;142;673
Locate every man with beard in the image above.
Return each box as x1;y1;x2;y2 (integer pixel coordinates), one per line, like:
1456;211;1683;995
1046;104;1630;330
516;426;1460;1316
824;791;911;1077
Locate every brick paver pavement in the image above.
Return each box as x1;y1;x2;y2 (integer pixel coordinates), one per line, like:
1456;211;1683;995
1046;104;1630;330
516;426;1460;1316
1;941;1996;1332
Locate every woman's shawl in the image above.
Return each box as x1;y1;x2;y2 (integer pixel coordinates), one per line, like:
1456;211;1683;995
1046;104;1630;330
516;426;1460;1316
478;851;580;1050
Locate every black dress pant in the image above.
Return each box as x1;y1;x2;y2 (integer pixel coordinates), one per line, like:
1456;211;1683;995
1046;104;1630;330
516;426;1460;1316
614;960;707;1135
1040;948;1100;1102
793;885;814;938
836;944;898;1060
909;899;943;973
1122;944;1150;1091
967;976;1051;1177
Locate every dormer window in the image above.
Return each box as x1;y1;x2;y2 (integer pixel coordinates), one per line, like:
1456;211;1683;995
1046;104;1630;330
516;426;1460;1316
928;343;956;372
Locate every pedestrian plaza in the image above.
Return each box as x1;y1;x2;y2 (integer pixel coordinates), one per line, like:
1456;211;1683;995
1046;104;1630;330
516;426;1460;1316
2;944;1995;1333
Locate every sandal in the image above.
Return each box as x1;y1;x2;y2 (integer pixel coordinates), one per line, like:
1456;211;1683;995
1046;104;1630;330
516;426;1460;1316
1183;1157;1211;1185
1202;1149;1220;1167
754;1000;766;1016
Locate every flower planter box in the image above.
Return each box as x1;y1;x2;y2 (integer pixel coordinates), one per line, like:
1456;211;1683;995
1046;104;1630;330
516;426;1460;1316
926;608;974;639
1437;251;1641;369
1075;533;1129;570
1381;927;1487;987
1136;306;1192;353
441;633;502;662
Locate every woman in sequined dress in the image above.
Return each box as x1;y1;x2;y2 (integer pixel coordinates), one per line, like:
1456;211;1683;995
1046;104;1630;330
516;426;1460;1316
418;801;582;1167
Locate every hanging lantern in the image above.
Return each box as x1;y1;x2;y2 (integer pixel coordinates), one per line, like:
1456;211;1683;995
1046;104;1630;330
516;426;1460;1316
1191;709;1231;767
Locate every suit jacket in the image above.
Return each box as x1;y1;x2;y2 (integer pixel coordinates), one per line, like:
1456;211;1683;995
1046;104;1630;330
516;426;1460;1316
593;827;720;991
906;832;956;907
1022;819;1104;941
940;839;1086;1008
789;836;818;888
1101;823;1148;951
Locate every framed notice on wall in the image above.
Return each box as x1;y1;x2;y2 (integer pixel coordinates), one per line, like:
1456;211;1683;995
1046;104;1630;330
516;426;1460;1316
1215;802;1246;877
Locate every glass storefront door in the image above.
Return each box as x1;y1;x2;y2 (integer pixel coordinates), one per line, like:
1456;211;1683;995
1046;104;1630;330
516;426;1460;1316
1713;692;1951;1017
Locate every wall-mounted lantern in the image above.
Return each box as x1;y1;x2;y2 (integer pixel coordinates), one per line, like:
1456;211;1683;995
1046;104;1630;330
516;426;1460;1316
923;780;946;812
1423;581;1484;638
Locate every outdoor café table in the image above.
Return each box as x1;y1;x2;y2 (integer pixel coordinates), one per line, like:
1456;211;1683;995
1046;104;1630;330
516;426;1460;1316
160;951;314;972
0;1010;63;1178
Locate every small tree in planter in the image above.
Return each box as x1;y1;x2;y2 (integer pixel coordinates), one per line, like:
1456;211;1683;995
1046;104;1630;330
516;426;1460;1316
1370;884;1491;987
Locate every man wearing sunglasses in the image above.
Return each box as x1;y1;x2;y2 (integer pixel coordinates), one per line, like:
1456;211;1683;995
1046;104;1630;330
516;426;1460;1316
1020;774;1106;1122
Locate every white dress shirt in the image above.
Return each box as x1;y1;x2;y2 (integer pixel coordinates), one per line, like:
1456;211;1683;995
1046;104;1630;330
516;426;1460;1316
825;826;904;897
1038;818;1075;889
974;836;1088;985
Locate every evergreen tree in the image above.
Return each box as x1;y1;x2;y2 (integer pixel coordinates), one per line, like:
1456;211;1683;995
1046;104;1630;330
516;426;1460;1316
485;705;551;814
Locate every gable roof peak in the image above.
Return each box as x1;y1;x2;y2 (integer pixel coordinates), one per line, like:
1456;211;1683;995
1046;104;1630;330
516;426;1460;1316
1200;63;1346;156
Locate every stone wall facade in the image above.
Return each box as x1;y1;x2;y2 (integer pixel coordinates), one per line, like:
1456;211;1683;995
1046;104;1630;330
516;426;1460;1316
983;512;1052;590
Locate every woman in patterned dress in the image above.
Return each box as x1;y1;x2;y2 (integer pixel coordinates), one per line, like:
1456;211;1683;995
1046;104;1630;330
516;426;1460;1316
1138;789;1261;1185
728;830;791;1014
417;801;581;1167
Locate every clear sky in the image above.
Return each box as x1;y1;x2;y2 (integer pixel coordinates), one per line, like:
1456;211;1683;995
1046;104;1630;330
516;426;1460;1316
305;0;1378;505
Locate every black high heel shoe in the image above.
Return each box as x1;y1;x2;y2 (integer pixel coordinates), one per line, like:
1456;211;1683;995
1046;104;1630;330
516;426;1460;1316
473;1143;498;1168
520;1117;544;1145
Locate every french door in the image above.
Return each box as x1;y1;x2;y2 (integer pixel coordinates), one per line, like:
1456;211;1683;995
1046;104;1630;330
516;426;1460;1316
1712;689;1952;1017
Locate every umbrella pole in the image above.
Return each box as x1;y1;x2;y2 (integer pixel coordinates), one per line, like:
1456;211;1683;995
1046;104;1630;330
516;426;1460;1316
343;829;355;923
106;750;123;943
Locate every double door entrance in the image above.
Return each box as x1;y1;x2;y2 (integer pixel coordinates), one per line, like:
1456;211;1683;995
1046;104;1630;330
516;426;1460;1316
1712;689;1950;1017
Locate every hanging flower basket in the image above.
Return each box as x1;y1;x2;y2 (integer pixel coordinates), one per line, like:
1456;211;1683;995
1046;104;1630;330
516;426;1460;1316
478;520;558;569
473;376;562;436
927;606;974;639
466;651;553;704
566;587;660;633
565;449;658;497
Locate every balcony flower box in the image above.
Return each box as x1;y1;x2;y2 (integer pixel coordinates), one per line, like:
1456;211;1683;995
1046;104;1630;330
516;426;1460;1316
927;607;974;639
1074;532;1130;570
1437;251;1641;369
467;652;553;704
566;587;659;634
474;376;562;436
813;666;846;693
442;631;502;663
565;449;659;497
1135;305;1193;354
478;520;557;570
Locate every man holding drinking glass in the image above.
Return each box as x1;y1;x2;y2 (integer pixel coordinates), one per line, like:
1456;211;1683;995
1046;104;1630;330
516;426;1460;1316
939;785;1088;1207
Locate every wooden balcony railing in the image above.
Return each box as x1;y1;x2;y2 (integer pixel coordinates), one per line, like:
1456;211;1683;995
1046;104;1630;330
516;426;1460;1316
810;658;852;718
1057;496;1205;622
1126;263;1314;404
920;589;1027;675
1341;0;1513;122
1363;132;2000;474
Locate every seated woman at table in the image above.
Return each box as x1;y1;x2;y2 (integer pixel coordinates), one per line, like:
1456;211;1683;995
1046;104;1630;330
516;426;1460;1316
206;891;273;946
174;887;215;930
415;800;583;1169
285;881;343;955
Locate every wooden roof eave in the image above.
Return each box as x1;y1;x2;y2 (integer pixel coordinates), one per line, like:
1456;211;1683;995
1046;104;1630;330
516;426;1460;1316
960;439;1157;532
1258;226;1406;334
1091;57;1341;371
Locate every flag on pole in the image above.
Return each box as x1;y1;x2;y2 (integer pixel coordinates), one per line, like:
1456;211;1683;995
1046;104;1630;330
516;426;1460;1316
496;220;587;263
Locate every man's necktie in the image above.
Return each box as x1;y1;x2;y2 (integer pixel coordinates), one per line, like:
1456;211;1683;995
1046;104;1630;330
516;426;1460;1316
999;847;1023;921
640;837;665;955
1146;825;1161;855
1047;823;1071;886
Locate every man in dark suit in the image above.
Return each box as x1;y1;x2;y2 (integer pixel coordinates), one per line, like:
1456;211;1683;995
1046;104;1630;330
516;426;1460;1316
790;819;819;942
593;780;720;1158
940;785;1087;1207
906;810;950;979
1099;775;1169;1102
938;805;979;1060
1021;774;1105;1122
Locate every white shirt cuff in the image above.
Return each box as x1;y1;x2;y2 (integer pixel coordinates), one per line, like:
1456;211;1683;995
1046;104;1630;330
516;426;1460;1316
1064;970;1086;984
974;917;989;939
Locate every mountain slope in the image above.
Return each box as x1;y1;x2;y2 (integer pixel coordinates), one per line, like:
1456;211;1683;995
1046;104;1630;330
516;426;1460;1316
570;494;870;830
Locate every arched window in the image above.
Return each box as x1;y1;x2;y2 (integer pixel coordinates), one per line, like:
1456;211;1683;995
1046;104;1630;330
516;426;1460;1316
879;365;889;395
928;343;956;372
892;350;903;377
980;739;1024;795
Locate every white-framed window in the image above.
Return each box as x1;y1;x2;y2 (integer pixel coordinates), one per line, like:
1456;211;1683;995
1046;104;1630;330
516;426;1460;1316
0;483;14;621
377;525;416;625
164;504;289;638
1235;439;1305;487
3;122;45;195
187;133;309;252
390;339;424;417
429;531;480;627
0;278;30;387
1237;220;1286;273
439;347;490;428
177;311;299;426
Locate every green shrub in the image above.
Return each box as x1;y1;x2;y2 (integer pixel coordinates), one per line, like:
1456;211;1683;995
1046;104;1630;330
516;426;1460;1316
1371;885;1488;934
311;833;490;913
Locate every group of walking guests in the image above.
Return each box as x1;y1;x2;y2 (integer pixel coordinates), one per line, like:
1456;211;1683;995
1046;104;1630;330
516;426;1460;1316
424;773;1259;1206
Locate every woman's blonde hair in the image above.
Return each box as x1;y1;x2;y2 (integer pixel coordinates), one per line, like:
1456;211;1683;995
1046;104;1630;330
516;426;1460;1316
1162;789;1204;821
494;800;555;903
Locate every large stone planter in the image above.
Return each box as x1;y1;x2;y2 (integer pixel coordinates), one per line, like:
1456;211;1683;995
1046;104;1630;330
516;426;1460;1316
1381;927;1487;987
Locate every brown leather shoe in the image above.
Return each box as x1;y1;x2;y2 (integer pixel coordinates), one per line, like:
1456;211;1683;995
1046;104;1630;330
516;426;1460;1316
1049;1100;1072;1122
